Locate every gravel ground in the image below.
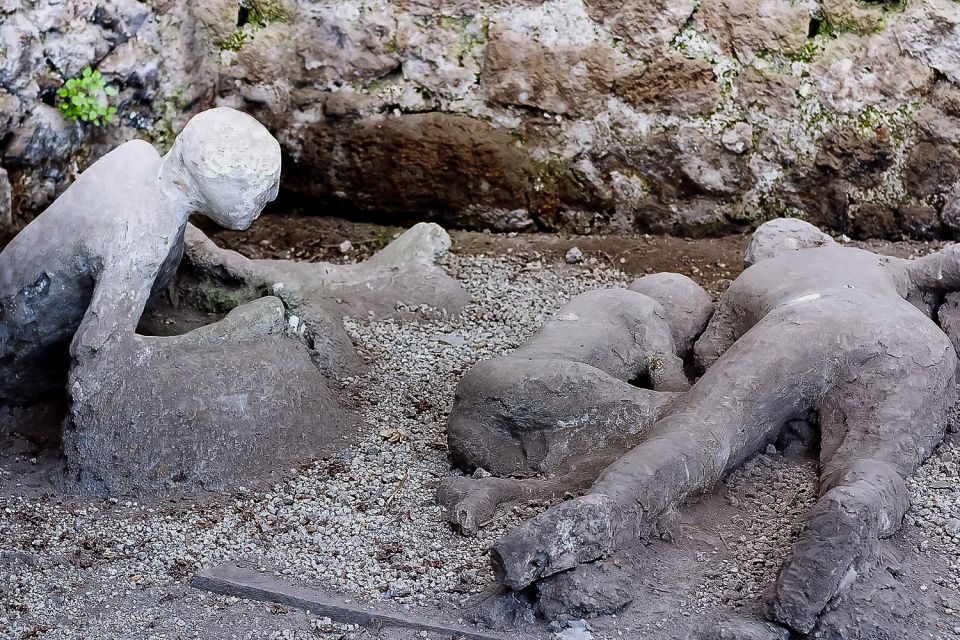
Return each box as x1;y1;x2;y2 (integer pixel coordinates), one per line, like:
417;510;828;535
703;451;820;610
2;245;960;640
1;253;627;640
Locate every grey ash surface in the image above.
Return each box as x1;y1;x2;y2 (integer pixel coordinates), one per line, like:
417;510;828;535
1;241;959;640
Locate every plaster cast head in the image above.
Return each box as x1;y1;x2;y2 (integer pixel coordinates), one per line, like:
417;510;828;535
628;272;714;355
161;107;281;230
743;218;835;268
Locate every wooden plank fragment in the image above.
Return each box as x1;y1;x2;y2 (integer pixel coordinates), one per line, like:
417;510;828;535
191;564;511;640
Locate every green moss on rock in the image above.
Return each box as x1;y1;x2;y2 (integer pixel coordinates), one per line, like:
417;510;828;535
197;285;247;314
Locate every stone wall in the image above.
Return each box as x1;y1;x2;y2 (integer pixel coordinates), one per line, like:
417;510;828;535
2;0;960;238
1;0;216;232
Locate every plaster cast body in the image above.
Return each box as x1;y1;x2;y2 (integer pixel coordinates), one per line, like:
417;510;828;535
446;219;960;634
0;106;469;493
0;107;281;404
439;275;712;534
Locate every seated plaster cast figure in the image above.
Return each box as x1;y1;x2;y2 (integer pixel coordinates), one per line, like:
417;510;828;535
1;106;470;494
0;107;281;404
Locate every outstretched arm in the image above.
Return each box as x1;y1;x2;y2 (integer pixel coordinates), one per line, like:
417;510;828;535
183;223;263;283
906;244;960;293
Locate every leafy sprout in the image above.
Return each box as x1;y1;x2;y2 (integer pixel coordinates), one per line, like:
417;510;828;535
56;67;119;126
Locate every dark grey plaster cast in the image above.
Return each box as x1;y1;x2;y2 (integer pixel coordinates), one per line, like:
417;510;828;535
179;220;471;375
446;218;960;635
439;275;711;534
64;296;358;494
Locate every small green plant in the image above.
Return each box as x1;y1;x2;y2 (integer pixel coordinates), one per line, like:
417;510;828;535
243;0;290;26
57;67;118;125
218;29;249;52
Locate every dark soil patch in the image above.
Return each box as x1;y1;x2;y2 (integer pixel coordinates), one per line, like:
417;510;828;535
209;214;947;300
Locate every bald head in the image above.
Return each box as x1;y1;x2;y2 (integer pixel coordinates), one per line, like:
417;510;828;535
163;107;281;229
743;218;835;268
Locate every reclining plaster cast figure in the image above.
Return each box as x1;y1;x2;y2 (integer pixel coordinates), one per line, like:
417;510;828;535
438;273;713;535
442;218;960;634
177;217;471;375
0;106;468;493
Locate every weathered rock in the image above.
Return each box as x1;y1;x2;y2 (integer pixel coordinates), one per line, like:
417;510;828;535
534;561;634;620
3;0;960;240
0;167;10;234
815;128;894;189
897;203;941;240
483;28;614;117
282;111;600;231
945;517;960;536
320;90;377;120
734;67;800;117
91;0;154;39
720;122;754;154
903;142;960;200
472;588;536;632
295;3;400;87
42;21;113;79
395;13;481;99
896;0;960;84
916;83;960;146
696;0;811;64
564;246;583;264
616;54;720;117
774;170;851;231
214;22;299;117
632;127;755;203
850;203;898;240
819;0;886;35
782;119;894;229
0;89;21;140
392;0;480;17
630;196;739;238
0;12;42;93
672;199;741;237
675;127;755;197
814;33;934;114
98;37;162;101
942;193;960;236
581;0;695;60
694;618;789;640
3;104;82;168
283;112;527;227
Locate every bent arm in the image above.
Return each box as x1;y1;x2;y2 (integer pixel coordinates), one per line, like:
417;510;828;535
70;266;157;362
692;296;746;372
